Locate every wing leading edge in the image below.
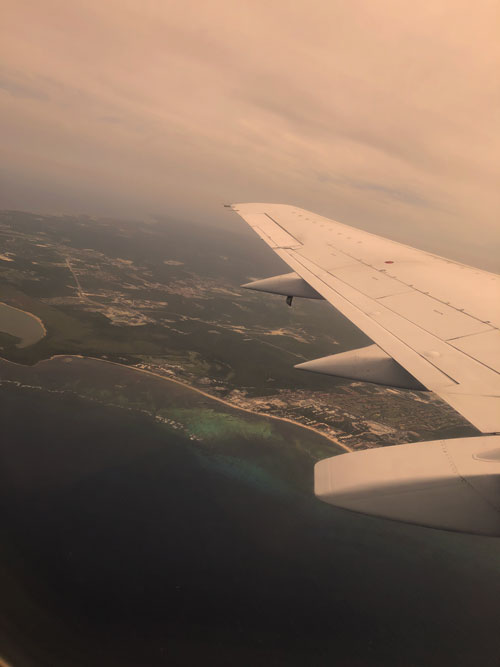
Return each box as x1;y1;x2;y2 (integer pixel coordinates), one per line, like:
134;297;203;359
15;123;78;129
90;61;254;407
231;203;500;535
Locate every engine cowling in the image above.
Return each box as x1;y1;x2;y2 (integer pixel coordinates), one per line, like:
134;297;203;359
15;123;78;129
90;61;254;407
315;436;500;536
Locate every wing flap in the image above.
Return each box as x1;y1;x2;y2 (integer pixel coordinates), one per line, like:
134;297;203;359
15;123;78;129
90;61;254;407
377;291;492;340
450;330;500;374
323;263;411;299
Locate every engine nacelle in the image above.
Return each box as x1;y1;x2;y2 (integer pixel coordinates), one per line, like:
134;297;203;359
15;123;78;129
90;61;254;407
315;436;500;536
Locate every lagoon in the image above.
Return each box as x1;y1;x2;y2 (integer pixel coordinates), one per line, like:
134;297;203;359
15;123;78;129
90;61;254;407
0;302;46;348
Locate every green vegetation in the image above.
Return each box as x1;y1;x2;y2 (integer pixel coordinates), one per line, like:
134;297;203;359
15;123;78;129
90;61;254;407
0;210;363;395
0;284;168;364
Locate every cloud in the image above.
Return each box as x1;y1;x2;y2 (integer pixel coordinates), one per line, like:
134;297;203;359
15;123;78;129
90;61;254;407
0;73;50;101
1;0;499;266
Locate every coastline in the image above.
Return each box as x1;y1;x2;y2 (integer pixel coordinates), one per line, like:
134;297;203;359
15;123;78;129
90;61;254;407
80;355;352;453
1;353;352;453
0;301;47;344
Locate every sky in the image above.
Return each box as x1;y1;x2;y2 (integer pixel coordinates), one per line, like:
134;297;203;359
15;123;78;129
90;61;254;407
1;0;499;267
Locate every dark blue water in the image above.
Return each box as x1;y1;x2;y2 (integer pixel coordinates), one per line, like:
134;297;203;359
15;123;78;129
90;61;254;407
1;382;499;667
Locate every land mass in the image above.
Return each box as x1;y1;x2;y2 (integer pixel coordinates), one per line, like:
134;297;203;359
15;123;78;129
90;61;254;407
0;210;476;450
0;209;497;667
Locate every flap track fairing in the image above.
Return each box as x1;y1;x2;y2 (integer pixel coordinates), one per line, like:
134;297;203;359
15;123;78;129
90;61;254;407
295;344;426;390
241;272;324;300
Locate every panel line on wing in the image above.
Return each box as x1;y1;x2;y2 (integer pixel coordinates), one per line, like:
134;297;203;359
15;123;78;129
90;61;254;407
318;246;495;328
446;350;500;377
263;213;302;247
289;250;500;387
279;249;460;387
295;232;497;328
293;250;497;372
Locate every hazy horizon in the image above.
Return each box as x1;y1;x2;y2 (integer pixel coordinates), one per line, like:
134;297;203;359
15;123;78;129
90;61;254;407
2;1;499;267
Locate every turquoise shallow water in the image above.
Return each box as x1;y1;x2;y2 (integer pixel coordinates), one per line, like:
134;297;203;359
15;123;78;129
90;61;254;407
0;302;45;348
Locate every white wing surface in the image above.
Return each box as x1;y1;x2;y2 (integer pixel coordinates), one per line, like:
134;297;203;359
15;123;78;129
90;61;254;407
232;203;500;434
231;203;500;534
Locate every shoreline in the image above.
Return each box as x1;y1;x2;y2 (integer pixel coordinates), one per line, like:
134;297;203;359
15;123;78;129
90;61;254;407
0;301;47;344
1;353;352;453
98;356;353;453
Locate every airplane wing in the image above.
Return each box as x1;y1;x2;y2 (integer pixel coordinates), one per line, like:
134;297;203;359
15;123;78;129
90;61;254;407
230;203;500;535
